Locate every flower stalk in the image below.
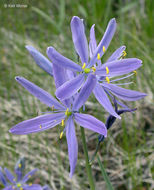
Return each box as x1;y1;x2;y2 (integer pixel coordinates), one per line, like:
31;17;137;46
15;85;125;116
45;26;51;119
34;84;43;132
80;127;95;190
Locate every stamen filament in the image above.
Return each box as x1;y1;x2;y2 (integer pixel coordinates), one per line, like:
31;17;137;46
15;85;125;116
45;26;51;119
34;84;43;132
51;105;54;111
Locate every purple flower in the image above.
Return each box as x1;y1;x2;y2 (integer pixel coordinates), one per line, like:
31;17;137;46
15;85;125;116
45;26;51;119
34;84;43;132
9;76;107;177
0;158;42;190
47;16;145;118
90;24;146;109
26;45;53;76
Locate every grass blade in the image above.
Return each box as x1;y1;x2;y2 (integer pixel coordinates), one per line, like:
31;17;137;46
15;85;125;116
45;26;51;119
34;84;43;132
97;155;114;190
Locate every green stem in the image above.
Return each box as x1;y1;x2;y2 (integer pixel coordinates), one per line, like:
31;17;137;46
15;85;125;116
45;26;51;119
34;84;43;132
97;155;114;190
80;127;95;190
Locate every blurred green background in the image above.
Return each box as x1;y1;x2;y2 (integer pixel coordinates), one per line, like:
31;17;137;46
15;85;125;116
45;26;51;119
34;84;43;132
0;0;153;189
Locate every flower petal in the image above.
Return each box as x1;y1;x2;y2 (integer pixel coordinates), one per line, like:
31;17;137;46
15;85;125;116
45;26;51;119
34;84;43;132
93;83;121;119
4;168;15;183
88;18;116;67
9;113;65;135
3;186;13;190
107;46;126;62
89;24;97;58
73;74;96;111
71;16;89;64
47;47;82;72
66;117;78;178
102;83;147;101
14;157;25;181
0;167;8;186
15;76;65;110
89;24;101;67
52;64;72;107
74;113;107;137
23;184;42;190
96;58;142;77
22;169;38;183
55;74;85;100
26;45;53;76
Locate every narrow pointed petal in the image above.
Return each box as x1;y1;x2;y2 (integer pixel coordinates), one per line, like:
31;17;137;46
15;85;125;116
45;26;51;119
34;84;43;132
71;16;89;64
23;184;42;190
55;74;85;100
74;113;107;137
47;47;82;72
52;64;71;107
4;168;15;183
104;89;129;109
9;113;65;135
93;83;121;119
107;46;126;62
66;117;78;178
73;74;96;111
15;77;65;110
0;167;8;186
26;45;53;76
89;18;116;67
14;157;25;181
3;186;13;190
22;169;38;183
102;83;147;101
89;24;97;58
89;24;101;67
96;58;142;77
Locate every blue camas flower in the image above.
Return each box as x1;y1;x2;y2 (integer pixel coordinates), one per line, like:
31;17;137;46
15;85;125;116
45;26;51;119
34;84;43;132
0;158;42;190
25;45;53;76
46;16;146;118
9;76;107;177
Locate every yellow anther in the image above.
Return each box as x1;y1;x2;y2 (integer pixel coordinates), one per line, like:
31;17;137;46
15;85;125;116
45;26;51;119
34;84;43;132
20;188;23;190
51;105;54;111
82;63;86;69
103;46;106;53
18;163;21;168
133;70;137;75
92;67;96;72
106;66;109;74
28;175;31;178
29;183;32;186
97;53;101;60
39;125;42;129
61;119;64;126
123;50;127;57
106;77;110;83
65;108;69;115
60;131;63;139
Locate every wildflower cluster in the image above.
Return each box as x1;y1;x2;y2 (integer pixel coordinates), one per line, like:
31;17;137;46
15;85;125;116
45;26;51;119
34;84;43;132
9;16;146;178
0;158;51;190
